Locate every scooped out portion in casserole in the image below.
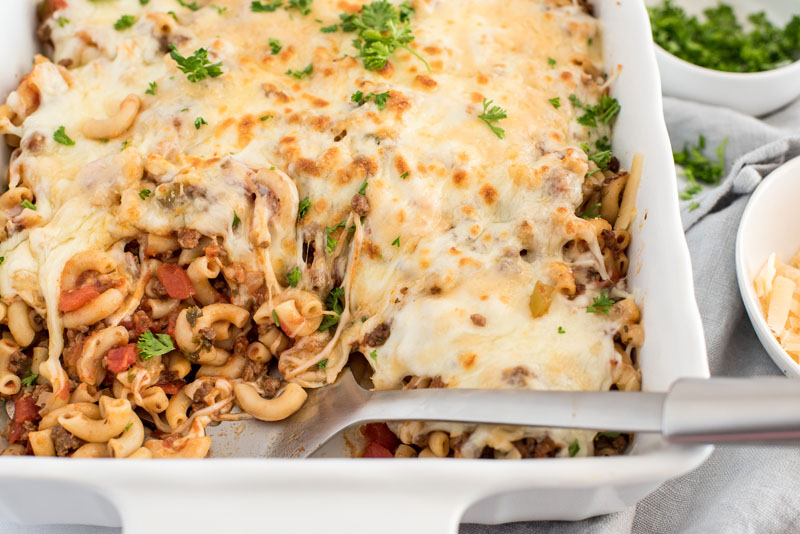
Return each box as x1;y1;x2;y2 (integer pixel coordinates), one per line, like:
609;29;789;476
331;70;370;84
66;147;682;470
0;0;641;459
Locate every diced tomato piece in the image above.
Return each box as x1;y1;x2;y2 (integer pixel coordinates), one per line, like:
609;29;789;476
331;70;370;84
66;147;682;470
58;286;101;312
13;395;39;423
155;379;185;395
361;423;399;452
8;421;24;444
363;442;393;458
106;343;138;373
157;264;196;300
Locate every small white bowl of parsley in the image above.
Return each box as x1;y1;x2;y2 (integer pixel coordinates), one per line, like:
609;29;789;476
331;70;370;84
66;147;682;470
646;0;800;116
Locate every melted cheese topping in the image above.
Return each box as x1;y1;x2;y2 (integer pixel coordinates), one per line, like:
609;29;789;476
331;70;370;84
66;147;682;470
1;0;629;456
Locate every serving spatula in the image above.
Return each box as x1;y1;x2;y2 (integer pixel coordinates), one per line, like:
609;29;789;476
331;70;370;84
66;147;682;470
208;369;800;458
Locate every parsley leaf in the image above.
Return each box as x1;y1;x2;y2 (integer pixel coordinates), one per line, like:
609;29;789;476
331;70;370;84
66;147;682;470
194;116;207;129
167;10;179;21
586;290;615;315
286;64;313;79
369;349;377;361
53;126;75;146
145;81;157;95
251;0;282;12
286;0;312;16
124;422;133;432
581;143;612;171
547;56;556;66
358;180;368;195
320;24;338;32
372;91;391;110
575;94;621;128
558;326;566;334
139;189;151;200
137;331;175;360
391;236;400;247
318;286;344;331
169;45;224;83
568;439;580;457
478;98;507;139
325;221;346;253
287;267;301;287
549;96;561;109
689;201;700;211
269;38;282;55
114;14;136;31
140;0;150;4
0;257;4;266
298;196;311;220
211;4;227;14
579;203;601;219
232;211;241;228
260;114;274;121
318;358;328;369
400;171;409;179
20;200;36;211
20;371;38;387
176;0;200;10
595;431;621;440
57;17;69;27
272;309;280;327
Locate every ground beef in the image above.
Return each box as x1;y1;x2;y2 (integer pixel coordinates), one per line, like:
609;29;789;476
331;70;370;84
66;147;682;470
429;376;446;388
232;334;248;357
593;433;630;456
260;376;281;399
515;436;561;458
7;351;29;375
608;156;620;173
52;423;84;457
364;322;391;347
191;382;214;411
125;310;161;338
350;193;370;216
176;228;200;249
469;314;486;327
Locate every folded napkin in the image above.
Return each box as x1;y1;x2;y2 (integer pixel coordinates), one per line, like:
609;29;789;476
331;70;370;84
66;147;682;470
4;102;800;534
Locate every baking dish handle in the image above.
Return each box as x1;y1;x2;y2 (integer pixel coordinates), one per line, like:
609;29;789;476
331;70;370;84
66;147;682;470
104;477;471;534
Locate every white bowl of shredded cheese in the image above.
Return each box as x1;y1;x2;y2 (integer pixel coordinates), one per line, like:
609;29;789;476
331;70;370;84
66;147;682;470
736;155;800;376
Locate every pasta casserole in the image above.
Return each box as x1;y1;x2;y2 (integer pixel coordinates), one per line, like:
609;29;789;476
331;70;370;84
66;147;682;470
0;0;642;459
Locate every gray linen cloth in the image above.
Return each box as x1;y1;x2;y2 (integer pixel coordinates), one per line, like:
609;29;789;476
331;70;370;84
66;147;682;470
3;97;800;534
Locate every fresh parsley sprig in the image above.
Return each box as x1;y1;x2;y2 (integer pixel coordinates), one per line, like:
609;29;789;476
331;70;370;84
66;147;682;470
137;331;175;360
169;45;224;83
251;0;282;12
318;286;344;331
478;98;507;139
586;290;615;315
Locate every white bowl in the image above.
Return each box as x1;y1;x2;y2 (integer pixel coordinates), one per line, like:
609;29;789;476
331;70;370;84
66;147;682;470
736;156;800;377
645;0;800;116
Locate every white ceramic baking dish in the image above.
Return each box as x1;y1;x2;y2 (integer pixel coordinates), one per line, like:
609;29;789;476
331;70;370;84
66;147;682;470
0;1;711;532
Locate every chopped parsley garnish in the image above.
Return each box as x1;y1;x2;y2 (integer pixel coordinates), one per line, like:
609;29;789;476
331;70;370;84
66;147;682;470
648;1;800;73
318;358;328;369
579;202;601;219
211;4;227;14
689;201;700;211
478;98;507;139
595;431;621;440
140;0;150;4
369;349;378;361
286;0;313;16
124;422;133;432
272;310;280;327
675;135;728;201
320;24;338;33
573;93;621;128
176;0;200;10
286;64;313;79
121;140;129;151
297;196;311;220
581;143;613;171
0;257;4;266
391;236;400;247
114;14;136;30
333;0;429;72
325;221;346;253
251;0;282;12
20;371;38;387
169;45;223;83
194;116;207;129
57;17;69;27
547;56;556;66
558;326;566;334
400;172;409;179
145;81;157;95
351;90;391;110
53;126;75;146
318;286;344;331
167;10;179;21
269;38;282;55
358;180;368;195
549;96;561;109
260;114;274;121
232;211;241;229
139;189;151;200
586;290;614;315
137;331;175;361
20;200;36;211
287;267;301;287
568;439;580;457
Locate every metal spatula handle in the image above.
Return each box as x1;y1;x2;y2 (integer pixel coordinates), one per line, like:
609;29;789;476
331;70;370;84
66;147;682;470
357;377;800;443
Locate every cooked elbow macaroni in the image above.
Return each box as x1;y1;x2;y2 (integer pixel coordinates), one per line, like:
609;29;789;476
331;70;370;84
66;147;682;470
1;0;642;460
